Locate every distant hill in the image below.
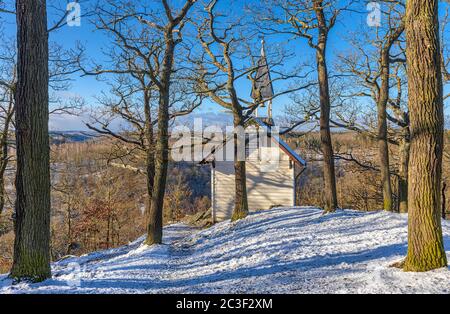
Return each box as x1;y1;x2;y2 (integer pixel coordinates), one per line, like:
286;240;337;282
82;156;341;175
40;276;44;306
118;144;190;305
49;131;98;144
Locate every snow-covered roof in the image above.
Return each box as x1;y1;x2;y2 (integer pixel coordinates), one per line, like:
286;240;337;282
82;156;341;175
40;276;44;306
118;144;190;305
199;117;307;166
253;117;307;166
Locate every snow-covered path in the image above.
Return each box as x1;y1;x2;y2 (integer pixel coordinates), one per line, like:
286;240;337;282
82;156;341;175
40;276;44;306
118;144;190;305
1;207;449;294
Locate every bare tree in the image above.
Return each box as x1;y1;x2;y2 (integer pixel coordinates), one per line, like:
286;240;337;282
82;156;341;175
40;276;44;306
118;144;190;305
80;0;197;244
194;0;251;221
388;64;410;213
373;6;404;212
0;39;16;216
253;0;355;212
192;0;313;220
336;1;405;212
143;0;197;245
79;3;201;223
0;18;83;217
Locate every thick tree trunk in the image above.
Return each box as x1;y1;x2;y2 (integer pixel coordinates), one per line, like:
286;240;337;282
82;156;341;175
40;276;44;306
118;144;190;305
145;35;173;245
403;0;447;272
231;114;248;221
398;129;410;213
378;51;394;211
317;49;338;212
146;92;169;245
10;0;51;282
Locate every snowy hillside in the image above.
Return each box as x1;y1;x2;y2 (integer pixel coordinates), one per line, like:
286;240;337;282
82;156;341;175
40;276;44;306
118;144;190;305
1;207;449;294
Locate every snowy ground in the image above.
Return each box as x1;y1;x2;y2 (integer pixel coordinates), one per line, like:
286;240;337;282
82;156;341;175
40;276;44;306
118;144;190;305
0;207;449;294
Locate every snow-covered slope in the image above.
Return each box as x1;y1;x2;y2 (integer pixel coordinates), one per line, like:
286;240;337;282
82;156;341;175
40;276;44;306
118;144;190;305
1;207;449;294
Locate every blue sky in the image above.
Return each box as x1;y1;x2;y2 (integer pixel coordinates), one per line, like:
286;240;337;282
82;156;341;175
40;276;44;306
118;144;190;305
1;0;449;130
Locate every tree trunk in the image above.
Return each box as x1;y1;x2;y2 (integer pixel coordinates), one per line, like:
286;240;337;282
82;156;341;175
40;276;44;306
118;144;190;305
145;148;155;216
398;129;410;213
146;93;169;245
10;0;51;282
231;114;249;221
442;181;447;220
106;214;111;249
144;90;155;218
145;34;174;245
0;145;9;216
0;177;5;216
317;48;338;212
313;1;337;213
66;203;72;255
403;0;447;272
0;100;12;216
378;50;394;211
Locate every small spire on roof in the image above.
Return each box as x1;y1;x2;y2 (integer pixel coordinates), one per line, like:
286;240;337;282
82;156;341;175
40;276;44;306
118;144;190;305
251;37;274;123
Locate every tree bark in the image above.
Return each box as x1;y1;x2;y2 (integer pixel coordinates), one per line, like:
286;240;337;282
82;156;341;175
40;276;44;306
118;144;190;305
403;0;447;272
10;0;51;282
231;114;249;221
145;148;155;216
398;130;410;213
442;181;447;220
315;29;338;212
144;90;155;219
378;50;394;211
